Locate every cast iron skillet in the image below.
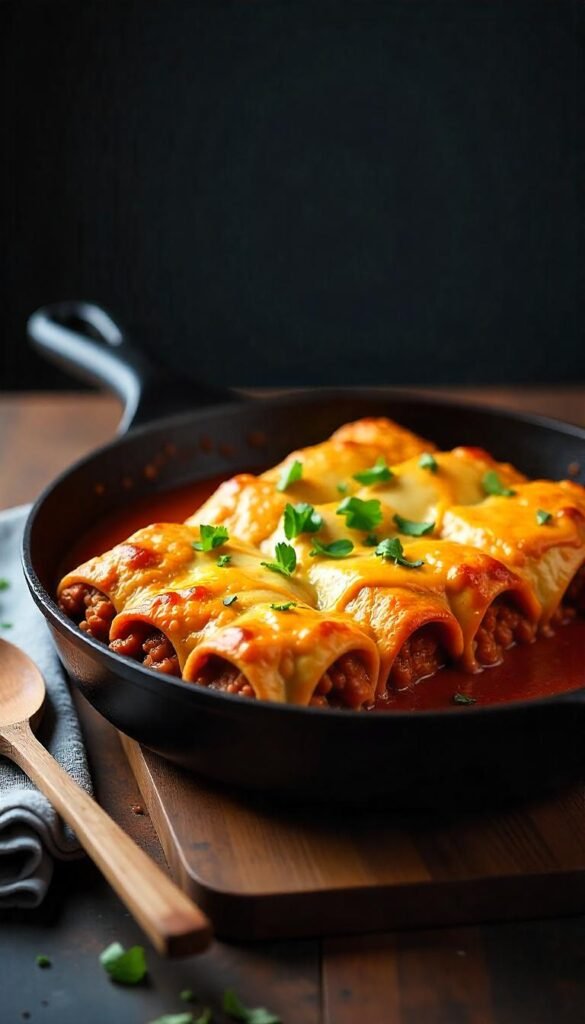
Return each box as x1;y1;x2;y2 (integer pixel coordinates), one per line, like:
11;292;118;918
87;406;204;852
23;301;585;808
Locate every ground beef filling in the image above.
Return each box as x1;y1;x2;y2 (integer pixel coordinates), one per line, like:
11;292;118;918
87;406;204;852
109;626;180;677
59;573;585;696
193;656;256;698
474;598;536;666
390;626;445;691
309;654;373;709
58;583;115;643
59;584;180;675
194;653;372;709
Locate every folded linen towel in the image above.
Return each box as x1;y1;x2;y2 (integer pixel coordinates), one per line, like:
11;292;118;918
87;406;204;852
0;505;92;907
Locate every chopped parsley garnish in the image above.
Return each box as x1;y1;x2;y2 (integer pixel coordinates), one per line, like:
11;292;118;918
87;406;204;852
393;513;435;537
0;578;9;591
309;538;354;559
352;457;394;486
363;533;379;546
99;942;147;984
180;990;196;1003
149;1014;211;1024
536;508;553;526
336;481;348;495
482;471;516;498
223;989;281;1024
261;542;297;577
270;601;297;612
283;502;322;539
336;496;383;532
1;622;13;629
36;955;51;968
419;452;438;473
223;595;238;607
217;554;232;568
375;537;424;569
276;459;303;492
193;524;229;552
195;1013;213;1024
453;693;477;705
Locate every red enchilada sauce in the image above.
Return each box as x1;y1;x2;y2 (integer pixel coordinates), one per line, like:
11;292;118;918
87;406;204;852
61;478;585;712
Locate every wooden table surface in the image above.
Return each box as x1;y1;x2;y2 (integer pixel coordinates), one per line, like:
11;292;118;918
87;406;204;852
1;389;585;1024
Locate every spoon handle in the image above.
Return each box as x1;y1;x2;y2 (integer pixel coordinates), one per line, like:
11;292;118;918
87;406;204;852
1;720;212;957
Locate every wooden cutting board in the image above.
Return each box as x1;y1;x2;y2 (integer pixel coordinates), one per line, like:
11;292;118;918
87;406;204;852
120;735;585;941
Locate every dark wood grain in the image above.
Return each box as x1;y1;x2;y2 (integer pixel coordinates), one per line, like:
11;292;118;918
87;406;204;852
1;390;585;1024
323;919;585;1024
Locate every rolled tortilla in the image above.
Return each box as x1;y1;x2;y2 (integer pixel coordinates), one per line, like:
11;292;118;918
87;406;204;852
108;539;314;670
186;416;434;543
183;603;380;707
58;523;202;612
441;480;585;629
354;447;526;532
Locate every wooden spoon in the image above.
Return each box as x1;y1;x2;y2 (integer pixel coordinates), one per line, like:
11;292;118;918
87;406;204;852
0;638;212;957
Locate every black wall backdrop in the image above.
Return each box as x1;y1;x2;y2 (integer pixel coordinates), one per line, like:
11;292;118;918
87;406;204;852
2;0;584;390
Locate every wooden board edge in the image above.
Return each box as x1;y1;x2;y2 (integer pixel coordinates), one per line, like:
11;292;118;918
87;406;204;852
119;735;585;942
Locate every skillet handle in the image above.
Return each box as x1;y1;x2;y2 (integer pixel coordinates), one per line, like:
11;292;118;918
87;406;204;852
27;300;231;434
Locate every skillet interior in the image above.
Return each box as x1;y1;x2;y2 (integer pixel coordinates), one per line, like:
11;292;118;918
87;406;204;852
23;389;585;807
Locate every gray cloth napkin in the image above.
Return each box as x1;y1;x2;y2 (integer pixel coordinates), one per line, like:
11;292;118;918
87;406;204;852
0;505;92;908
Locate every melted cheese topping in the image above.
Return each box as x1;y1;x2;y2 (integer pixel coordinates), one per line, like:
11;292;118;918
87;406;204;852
110;541;314;667
187;417;438;544
59;523;201;610
330;417;435;459
307;538;538;677
442;481;585;623
183;604;380;705
187;475;288;548
358;447;526;530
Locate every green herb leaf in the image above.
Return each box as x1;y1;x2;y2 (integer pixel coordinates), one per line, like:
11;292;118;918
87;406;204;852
223;989;281;1024
148;1014;205;1024
276;459;303;492
0;578;9;590
148;1014;197;1024
36;955;51;968
99;942;147;984
453;693;477;705
1;622;13;629
482;471;516;498
419;452;438;473
223;595;238;607
375;537;424;569
393;513;435;537
336;481;348;495
270;601;297;612
536;508;553;526
283;502;323;539
309;538;354;559
260;542;297;577
336;496;383;532
353;457;394;486
193;524;229;552
363;533;379;547
194;1012;213;1024
217;554;232;568
180;990;196;1003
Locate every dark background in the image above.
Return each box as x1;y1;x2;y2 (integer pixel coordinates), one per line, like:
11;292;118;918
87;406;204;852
2;0;584;391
